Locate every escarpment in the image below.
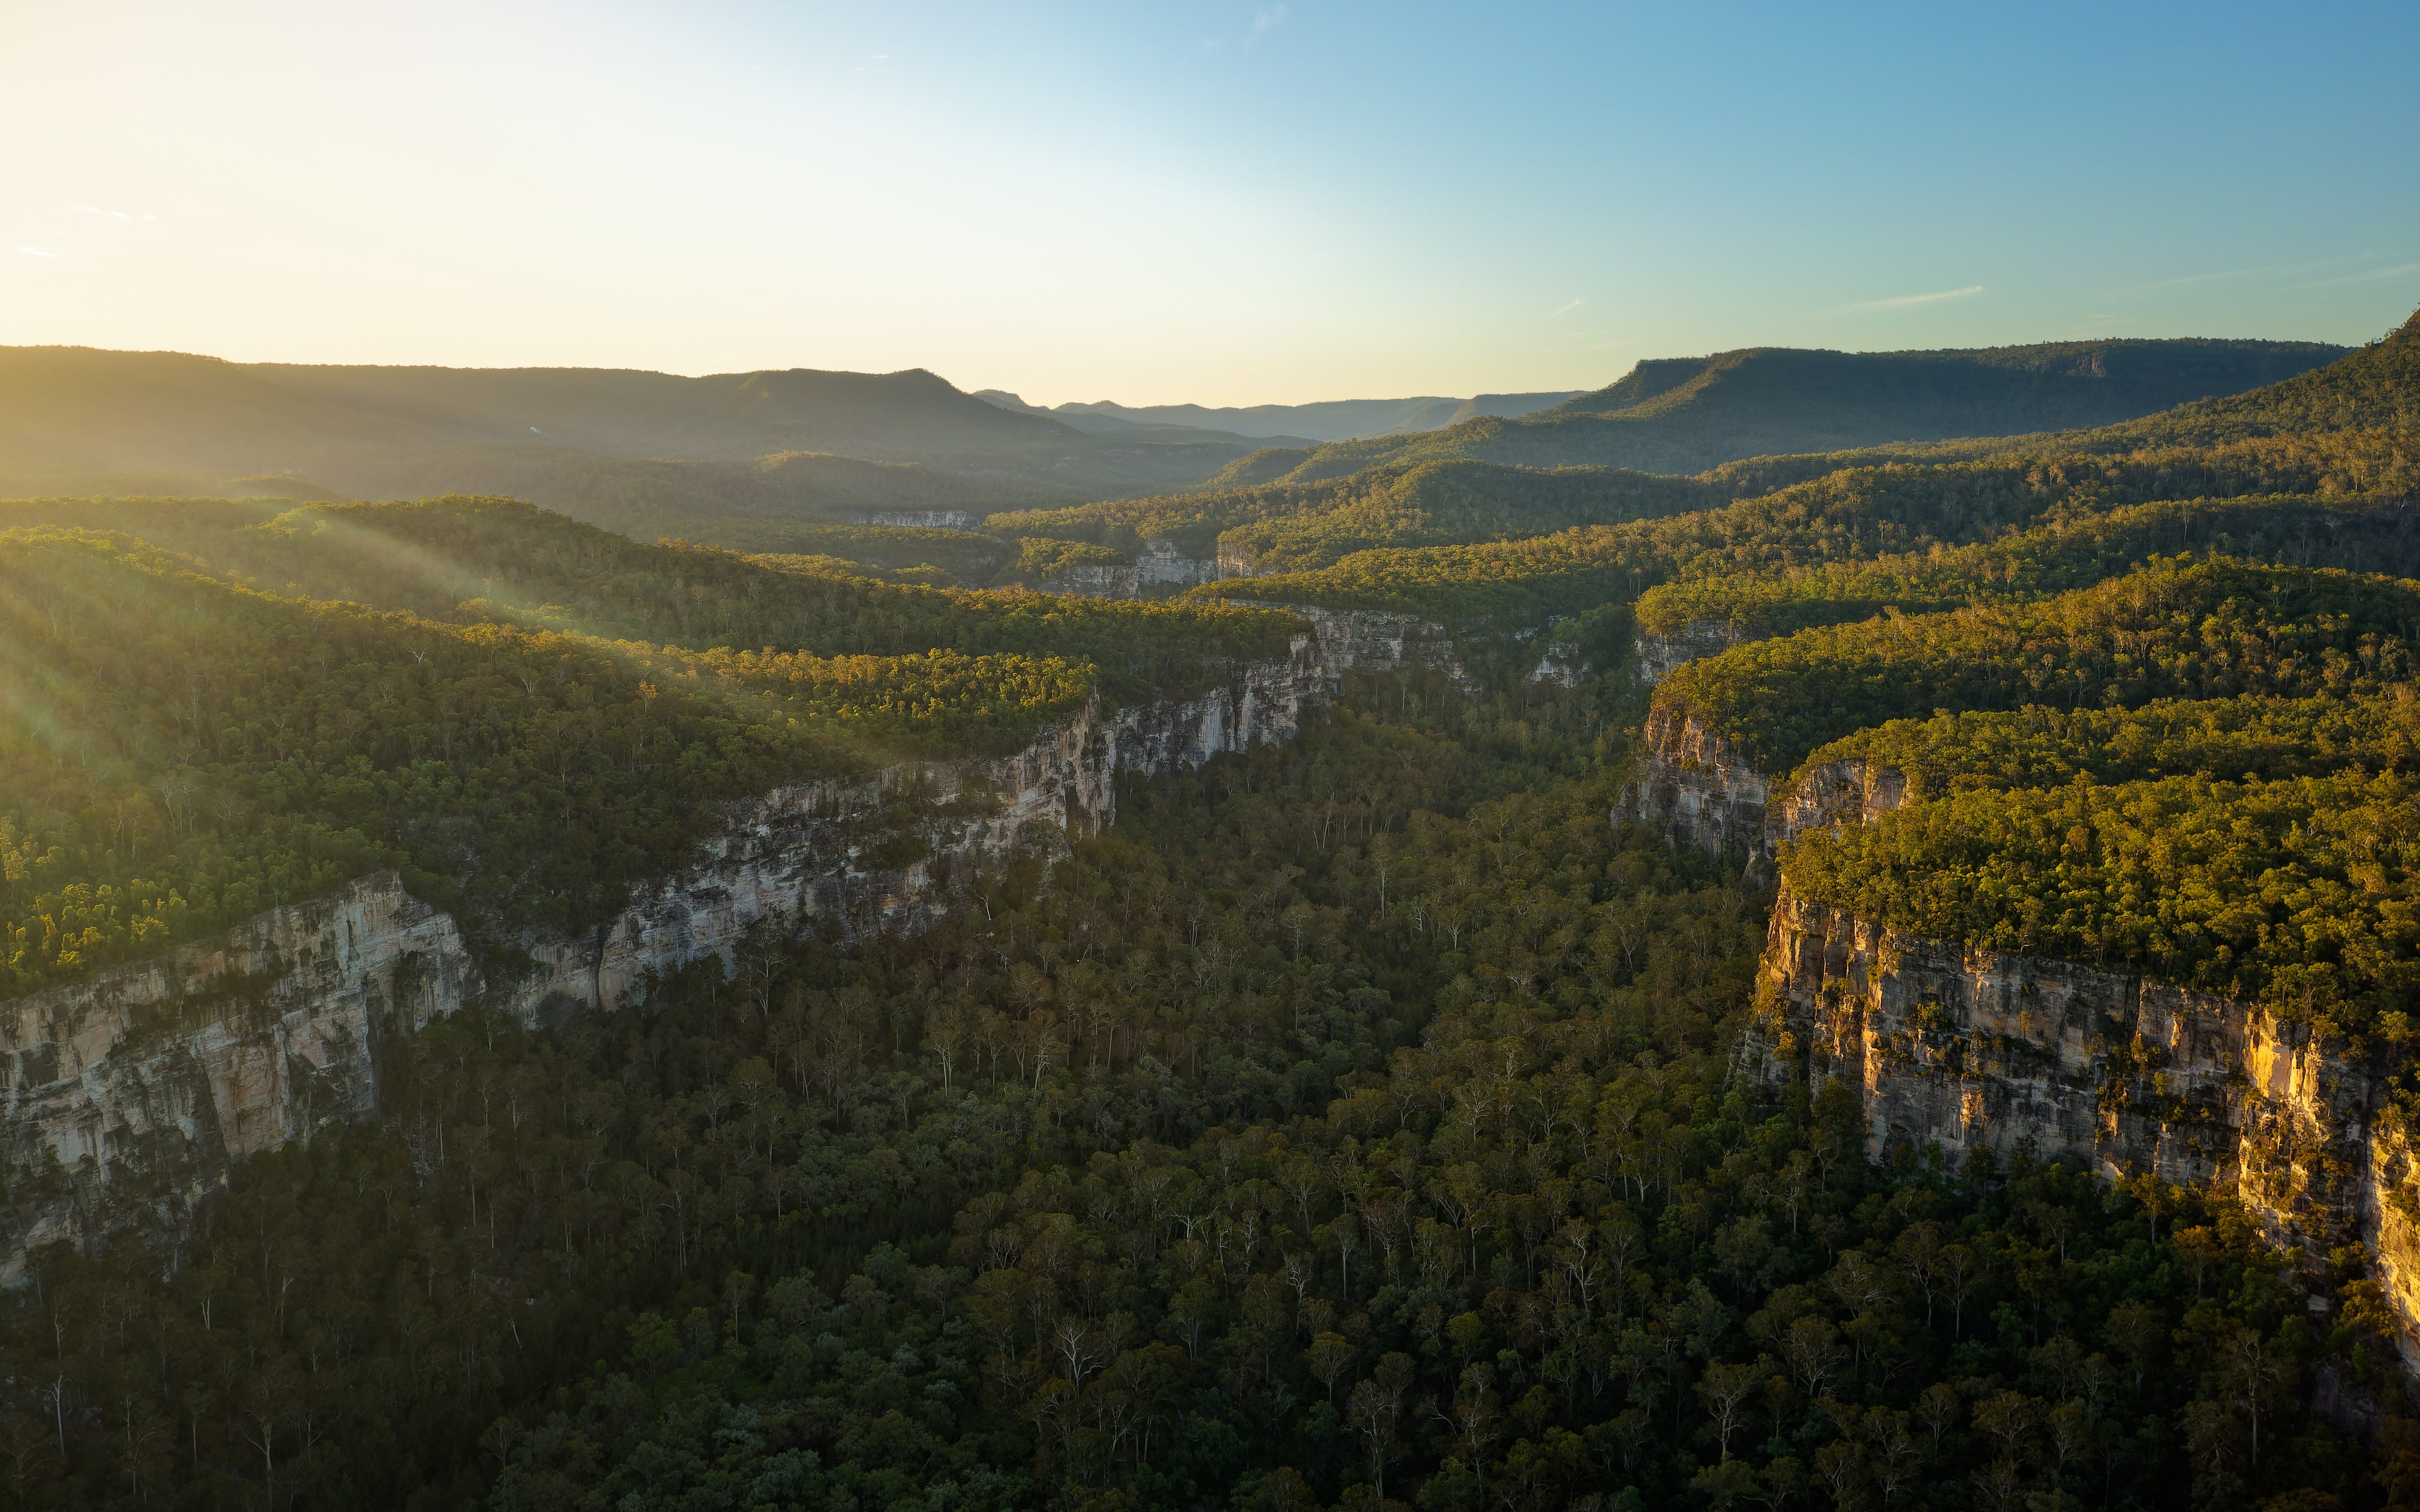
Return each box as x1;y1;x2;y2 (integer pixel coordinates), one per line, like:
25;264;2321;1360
0;873;478;1277
1745;882;2420;1369
1;622;1454;1266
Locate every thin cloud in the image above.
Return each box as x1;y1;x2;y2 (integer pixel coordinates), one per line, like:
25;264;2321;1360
1254;5;1289;33
2294;261;2420;289
1851;285;1984;312
1554;297;1585;317
18;247;62;258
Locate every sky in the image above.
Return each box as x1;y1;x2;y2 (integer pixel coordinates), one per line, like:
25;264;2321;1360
4;1;2416;407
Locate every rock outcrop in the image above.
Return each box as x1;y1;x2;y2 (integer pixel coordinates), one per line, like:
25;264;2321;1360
1290;606;1475;689
1216;541;1260;579
0;874;479;1275
1040;564;1143;598
1745;883;2420;1370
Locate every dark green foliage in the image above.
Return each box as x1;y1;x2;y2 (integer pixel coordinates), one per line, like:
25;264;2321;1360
1634;494;2420;640
1786;763;2420;1030
676;521;1017;587
1793;693;2420;797
990;460;1730;571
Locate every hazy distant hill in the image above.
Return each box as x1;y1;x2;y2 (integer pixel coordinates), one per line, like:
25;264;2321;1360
0;347;1266;523
1201;338;2347;485
974;388;1581;442
971;390;1316;447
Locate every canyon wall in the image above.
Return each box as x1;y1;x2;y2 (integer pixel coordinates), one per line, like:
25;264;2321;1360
1291;605;1476;690
3;615;1457;1266
1040;563;1143;599
0;874;479;1276
504;636;1331;1020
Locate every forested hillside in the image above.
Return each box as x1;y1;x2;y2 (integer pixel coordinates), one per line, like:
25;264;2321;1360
1188;339;2344;487
5;311;2420;1512
1197;319;2420;631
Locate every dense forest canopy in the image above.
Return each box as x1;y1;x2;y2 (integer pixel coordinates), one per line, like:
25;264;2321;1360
1651;559;2420;776
4;310;2420;1512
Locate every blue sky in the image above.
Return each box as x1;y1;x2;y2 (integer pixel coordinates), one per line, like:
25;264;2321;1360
4;1;2414;404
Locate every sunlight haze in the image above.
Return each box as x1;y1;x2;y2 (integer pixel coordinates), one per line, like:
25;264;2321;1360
5;0;2416;404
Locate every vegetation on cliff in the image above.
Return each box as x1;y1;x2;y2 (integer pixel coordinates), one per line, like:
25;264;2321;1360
1633;494;2420;642
1785;765;2420;1032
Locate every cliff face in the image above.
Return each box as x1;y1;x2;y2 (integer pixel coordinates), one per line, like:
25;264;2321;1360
1137;538;1218;588
1625;702;1772;863
0;874;479;1275
4;626;1421;1266
1291;606;1476;690
507;637;1331;1020
1746;884;2420;1368
1634;620;1745;686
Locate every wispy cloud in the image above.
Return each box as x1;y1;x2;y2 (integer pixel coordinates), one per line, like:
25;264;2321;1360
1253;5;1289;34
2294;261;2420;289
18;247;63;258
1553;297;1585;317
1850;285;1984;312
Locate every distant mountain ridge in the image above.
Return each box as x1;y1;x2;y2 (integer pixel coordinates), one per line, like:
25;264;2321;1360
974;388;1582;442
0;346;1262;517
1199;337;2347;486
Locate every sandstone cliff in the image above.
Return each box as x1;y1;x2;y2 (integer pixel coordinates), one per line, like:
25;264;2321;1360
0;874;478;1276
1745;884;2420;1369
1136;537;1218;588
